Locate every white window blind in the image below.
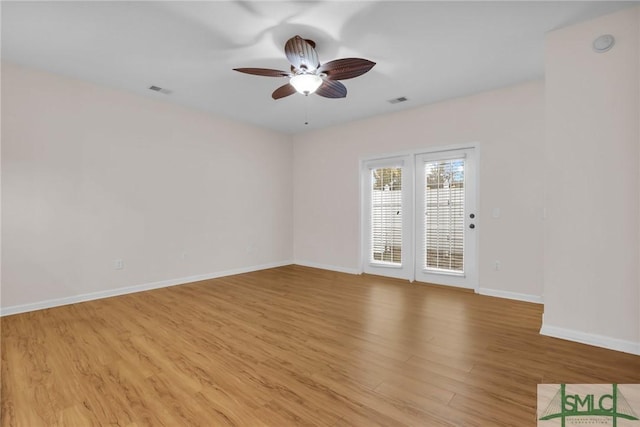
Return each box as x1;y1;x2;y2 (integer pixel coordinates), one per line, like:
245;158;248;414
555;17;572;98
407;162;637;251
371;167;402;264
424;159;465;272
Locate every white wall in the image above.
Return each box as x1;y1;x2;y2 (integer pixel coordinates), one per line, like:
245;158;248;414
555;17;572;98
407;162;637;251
543;7;640;353
293;81;545;300
4;8;639;356
1;62;293;313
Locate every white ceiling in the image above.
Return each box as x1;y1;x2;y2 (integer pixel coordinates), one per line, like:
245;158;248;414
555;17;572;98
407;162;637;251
2;1;636;134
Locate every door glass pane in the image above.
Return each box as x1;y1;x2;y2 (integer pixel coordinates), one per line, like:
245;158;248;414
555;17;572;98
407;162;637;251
371;167;402;264
424;159;464;272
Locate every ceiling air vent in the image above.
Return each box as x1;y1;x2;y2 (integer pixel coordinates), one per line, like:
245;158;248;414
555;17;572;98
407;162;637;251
148;85;171;95
388;96;408;104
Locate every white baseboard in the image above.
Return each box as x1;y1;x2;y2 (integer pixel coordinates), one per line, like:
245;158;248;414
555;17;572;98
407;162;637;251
478;287;543;304
540;323;640;356
0;260;293;317
293;260;360;275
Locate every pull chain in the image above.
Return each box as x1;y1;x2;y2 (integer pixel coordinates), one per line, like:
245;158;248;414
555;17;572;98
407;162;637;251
304;94;309;125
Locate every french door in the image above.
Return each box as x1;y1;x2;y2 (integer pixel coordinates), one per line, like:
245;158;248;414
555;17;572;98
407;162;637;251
362;147;477;289
362;156;414;280
414;149;477;288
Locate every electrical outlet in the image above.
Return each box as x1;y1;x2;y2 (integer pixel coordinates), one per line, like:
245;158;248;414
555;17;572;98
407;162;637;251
494;261;501;271
181;252;187;260
114;259;124;270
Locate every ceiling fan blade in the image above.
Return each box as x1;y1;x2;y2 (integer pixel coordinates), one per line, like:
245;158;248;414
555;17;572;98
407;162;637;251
318;58;376;80
234;68;291;77
315;80;347;99
272;83;297;100
284;35;320;71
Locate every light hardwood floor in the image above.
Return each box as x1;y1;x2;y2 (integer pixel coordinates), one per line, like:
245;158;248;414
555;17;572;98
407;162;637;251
2;265;639;426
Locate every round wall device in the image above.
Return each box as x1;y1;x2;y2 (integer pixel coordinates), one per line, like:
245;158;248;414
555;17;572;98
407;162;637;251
592;34;615;53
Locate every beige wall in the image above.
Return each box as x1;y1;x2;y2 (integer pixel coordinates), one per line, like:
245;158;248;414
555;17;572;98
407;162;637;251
1;62;293;311
543;7;640;352
293;81;545;299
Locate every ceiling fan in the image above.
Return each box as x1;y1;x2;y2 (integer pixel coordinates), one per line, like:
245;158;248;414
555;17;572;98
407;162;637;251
234;35;375;100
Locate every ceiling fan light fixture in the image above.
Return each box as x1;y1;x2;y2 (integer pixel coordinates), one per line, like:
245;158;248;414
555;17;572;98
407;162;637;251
234;36;374;100
290;74;322;95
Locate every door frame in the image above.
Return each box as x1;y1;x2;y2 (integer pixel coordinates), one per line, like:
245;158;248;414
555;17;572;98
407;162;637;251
359;143;480;291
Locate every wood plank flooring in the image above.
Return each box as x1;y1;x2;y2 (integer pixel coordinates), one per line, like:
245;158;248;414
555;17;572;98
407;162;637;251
2;265;639;426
